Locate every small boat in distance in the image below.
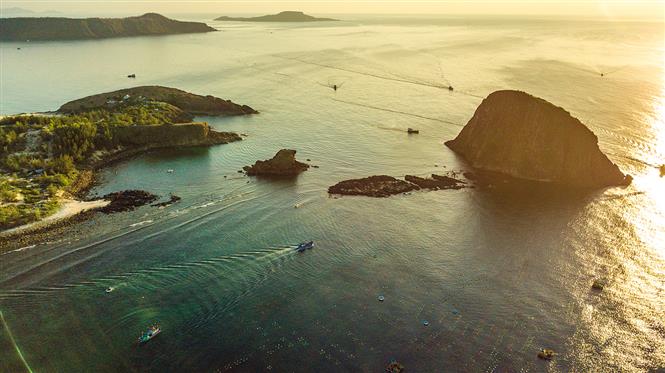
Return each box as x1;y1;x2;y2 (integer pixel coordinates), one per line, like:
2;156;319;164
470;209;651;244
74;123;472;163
127;73;136;78
105;286;115;293
407;128;419;134
138;325;161;344
296;241;314;252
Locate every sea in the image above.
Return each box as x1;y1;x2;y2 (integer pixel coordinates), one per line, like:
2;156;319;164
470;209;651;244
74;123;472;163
0;14;664;372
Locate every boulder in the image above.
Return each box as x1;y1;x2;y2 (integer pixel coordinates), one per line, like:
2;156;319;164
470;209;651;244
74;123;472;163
243;149;309;176
445;90;630;188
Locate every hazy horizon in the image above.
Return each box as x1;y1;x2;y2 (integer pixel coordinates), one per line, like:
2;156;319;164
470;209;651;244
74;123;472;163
2;0;664;20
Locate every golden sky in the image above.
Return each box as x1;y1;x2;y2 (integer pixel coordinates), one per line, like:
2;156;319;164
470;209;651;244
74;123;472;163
3;0;664;19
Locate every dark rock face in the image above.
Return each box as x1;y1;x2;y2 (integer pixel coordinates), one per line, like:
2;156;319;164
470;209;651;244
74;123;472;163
99;190;158;213
328;175;420;197
215;11;338;22
111;122;241;148
59;86;257;117
0;13;216;41
243;149;309;176
445;90;629;188
404;174;465;190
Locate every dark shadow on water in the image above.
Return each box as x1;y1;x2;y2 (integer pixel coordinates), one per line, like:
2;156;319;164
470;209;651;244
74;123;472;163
140;147;213;163
246;174;303;188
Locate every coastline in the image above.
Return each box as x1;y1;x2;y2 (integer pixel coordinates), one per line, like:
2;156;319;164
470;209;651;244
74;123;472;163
1;199;110;236
0;129;243;252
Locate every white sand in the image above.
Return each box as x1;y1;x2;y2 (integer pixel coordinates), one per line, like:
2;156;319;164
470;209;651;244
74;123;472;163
2;199;110;236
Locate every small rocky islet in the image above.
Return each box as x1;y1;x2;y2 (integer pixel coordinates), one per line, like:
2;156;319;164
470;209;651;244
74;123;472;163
328;174;467;197
445;90;631;188
243;149;309;177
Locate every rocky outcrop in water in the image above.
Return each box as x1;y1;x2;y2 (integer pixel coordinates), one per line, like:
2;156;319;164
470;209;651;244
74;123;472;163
59;86;257;117
0;13;216;41
404;174;465;190
99;190;158;213
243;149;309;176
329;173;469;197
328;175;418;197
445;90;630;188
215;11;338;22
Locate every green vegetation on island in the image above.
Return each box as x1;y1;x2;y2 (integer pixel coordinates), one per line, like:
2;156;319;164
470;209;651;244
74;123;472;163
0;86;255;230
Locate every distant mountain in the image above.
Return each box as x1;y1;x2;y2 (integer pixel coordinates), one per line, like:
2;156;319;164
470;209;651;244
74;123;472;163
0;13;216;41
1;7;60;17
215;11;338;22
1;7;35;17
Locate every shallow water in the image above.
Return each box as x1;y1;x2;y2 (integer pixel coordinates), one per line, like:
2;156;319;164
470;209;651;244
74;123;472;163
1;15;664;372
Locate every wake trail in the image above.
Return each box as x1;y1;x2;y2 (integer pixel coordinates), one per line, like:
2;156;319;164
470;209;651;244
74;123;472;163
275;55;450;91
0;185;254;288
332;98;464;126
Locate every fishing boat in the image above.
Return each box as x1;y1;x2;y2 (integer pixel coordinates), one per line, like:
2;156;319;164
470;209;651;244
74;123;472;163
407;128;419;134
138;325;161;344
296;241;314;252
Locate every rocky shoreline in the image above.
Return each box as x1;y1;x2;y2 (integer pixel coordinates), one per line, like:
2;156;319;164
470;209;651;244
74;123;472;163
0;87;251;248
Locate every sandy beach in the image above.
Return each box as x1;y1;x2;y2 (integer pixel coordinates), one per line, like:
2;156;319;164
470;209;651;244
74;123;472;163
1;198;110;236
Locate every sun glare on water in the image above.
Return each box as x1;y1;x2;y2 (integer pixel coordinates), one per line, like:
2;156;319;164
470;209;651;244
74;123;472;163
633;80;665;260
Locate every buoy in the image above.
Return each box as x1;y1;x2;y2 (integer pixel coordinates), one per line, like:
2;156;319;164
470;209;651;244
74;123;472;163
378;295;385;302
422;320;429;326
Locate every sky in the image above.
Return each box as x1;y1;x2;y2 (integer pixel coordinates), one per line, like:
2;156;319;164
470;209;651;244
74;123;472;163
1;0;664;19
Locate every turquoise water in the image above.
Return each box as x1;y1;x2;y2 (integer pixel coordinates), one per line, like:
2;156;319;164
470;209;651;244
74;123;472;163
1;15;664;372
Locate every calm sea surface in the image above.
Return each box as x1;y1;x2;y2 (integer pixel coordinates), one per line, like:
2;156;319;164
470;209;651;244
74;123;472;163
1;15;664;372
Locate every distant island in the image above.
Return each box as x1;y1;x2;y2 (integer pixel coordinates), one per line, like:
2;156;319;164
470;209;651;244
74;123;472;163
445;90;631;188
215;11;338;22
0;13;216;41
0;86;256;231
